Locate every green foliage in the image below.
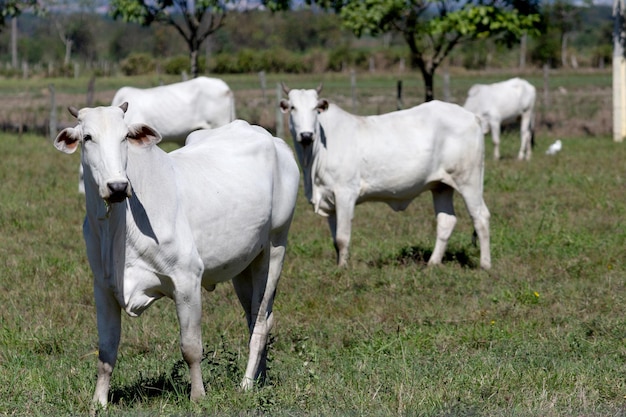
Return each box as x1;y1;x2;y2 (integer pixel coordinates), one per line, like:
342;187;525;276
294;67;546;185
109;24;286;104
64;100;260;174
120;52;155;75
163;54;207;75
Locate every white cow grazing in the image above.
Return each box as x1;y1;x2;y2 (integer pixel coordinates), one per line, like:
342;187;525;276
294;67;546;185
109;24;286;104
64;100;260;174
111;77;236;143
78;77;236;193
463;77;536;161
280;85;491;270
53;104;299;411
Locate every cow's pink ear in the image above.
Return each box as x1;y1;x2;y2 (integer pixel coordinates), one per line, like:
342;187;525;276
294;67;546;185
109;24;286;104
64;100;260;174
54;128;80;154
127;123;162;147
279;99;291;114
317;99;329;112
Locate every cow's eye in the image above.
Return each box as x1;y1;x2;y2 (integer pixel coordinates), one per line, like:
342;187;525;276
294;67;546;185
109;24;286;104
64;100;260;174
84;134;92;142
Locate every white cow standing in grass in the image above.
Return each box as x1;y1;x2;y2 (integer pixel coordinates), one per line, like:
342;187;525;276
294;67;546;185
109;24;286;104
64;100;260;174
463;77;536;161
54;104;299;412
280;84;491;270
78;76;236;193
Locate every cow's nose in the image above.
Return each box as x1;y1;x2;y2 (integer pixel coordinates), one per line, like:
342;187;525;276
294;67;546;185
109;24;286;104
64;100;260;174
299;132;314;146
107;181;130;203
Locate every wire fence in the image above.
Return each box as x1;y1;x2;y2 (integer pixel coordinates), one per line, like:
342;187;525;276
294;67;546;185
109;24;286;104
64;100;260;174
2;68;613;141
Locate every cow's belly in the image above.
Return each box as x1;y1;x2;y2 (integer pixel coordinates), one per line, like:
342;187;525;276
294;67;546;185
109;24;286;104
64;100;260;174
196;217;272;285
357;182;431;211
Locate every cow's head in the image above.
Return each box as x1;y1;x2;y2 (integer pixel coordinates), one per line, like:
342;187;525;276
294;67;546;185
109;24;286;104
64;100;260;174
279;83;328;148
53;103;162;205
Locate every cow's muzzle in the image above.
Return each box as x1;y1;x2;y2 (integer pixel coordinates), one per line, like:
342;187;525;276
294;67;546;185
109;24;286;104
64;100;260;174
299;132;314;147
106;180;131;204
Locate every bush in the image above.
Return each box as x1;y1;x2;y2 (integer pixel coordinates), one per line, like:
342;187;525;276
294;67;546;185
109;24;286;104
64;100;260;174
120;53;155;76
163;55;207;75
163;55;189;75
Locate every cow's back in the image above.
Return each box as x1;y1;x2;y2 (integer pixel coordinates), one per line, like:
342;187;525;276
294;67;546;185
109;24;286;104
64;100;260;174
317;101;483;201
464;77;535;122
170;121;298;281
112;77;235;142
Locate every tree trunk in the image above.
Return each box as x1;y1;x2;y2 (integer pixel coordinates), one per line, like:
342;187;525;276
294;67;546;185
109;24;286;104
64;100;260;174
519;33;527;69
561;32;569;68
420;67;435;102
64;38;73;66
11;17;17;69
190;48;199;78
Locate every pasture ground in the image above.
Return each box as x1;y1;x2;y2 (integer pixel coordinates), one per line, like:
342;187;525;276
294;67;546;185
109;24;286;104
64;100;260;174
0;71;625;416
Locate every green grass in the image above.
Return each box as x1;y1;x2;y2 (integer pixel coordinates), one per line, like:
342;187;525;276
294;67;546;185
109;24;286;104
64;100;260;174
1;94;626;415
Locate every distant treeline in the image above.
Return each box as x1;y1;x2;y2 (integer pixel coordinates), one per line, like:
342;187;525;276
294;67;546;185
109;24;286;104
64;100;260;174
0;6;615;77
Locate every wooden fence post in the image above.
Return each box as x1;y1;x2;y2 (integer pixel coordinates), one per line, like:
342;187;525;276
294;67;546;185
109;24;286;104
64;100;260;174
543;64;550;109
259;71;267;102
350;70;356;112
397;80;403;110
49;84;57;141
86;76;95;107
276;83;284;139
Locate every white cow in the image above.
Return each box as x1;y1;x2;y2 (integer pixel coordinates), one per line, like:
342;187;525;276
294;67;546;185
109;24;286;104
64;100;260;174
78;77;236;193
53;104;299;411
111;77;236;143
463;77;536;161
280;85;491;270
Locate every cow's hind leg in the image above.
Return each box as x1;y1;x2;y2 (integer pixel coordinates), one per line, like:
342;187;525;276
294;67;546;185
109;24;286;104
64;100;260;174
490;121;502;160
429;184;457;266
518;110;533;161
459;187;491;269
233;236;285;390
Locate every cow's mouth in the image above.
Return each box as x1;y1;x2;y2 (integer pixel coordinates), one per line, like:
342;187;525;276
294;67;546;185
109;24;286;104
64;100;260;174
106;192;128;204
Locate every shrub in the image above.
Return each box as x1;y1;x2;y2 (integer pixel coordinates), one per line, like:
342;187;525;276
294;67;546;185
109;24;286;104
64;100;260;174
120;53;155;76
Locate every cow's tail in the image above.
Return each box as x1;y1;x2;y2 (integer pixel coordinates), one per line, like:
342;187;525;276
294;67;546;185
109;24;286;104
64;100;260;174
530;111;536;149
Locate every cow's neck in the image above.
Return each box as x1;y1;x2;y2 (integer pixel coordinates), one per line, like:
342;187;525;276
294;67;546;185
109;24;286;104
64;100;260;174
302;122;330;215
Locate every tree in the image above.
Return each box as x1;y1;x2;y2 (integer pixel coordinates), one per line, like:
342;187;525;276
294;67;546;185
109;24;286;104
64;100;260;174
268;0;542;102
0;0;41;67
542;0;582;68
110;0;229;78
0;0;40;26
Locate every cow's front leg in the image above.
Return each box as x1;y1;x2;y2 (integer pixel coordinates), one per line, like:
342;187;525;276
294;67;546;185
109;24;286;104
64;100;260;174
518;111;533;161
490;121;501;160
91;285;122;414
174;281;205;401
430;185;457;266
328;191;356;267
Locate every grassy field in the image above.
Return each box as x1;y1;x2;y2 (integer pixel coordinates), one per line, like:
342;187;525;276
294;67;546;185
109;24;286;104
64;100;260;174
1;73;625;416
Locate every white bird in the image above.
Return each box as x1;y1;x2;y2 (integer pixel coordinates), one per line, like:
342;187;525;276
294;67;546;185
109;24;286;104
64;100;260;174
546;139;562;155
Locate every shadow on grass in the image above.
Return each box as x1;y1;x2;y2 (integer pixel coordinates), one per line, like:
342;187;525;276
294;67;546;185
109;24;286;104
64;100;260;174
371;245;477;269
109;359;190;406
109;337;267;407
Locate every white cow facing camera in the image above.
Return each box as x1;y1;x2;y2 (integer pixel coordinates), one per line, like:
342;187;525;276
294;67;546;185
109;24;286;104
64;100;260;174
54;103;299;413
280;83;491;270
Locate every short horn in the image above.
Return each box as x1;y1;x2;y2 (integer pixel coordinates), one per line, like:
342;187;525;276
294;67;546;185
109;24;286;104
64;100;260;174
281;82;290;95
315;83;323;94
68;106;79;118
119;102;129;113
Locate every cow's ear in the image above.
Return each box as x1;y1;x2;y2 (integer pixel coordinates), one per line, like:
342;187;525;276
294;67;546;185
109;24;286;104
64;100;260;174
53;128;81;154
127;123;162;147
279;99;291;114
317;99;329;113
